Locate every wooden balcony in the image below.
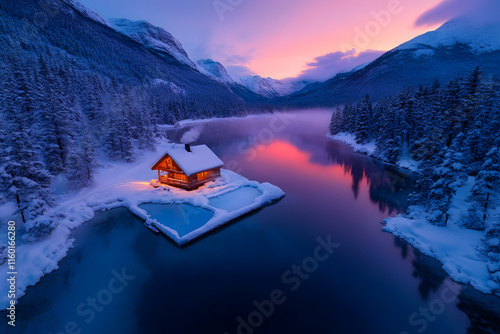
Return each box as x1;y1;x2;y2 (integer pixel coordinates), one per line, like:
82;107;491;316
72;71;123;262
159;174;220;190
159;176;188;187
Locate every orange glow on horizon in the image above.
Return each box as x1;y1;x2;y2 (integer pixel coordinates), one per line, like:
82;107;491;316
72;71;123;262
214;0;444;79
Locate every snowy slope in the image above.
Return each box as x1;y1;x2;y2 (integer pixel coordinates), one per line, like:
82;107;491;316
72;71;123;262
109;18;196;68
397;18;500;54
239;75;311;98
63;0;111;27
196;59;236;84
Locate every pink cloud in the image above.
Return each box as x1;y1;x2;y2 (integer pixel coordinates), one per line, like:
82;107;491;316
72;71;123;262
296;50;385;82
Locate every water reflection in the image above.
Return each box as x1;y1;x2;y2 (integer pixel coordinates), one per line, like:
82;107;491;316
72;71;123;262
169;112;414;218
325;140;413;214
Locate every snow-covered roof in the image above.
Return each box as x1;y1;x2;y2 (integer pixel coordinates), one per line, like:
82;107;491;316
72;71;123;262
152;145;224;176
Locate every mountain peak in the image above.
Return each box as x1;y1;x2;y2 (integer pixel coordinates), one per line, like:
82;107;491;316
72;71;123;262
196;59;235;84
238;75;312;98
109;18;195;67
63;0;111;27
397;17;500;53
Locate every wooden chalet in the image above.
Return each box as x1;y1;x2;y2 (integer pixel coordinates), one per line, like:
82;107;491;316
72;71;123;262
151;144;223;190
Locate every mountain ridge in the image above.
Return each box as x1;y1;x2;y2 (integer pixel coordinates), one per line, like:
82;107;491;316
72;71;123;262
285;17;500;106
109;18;196;68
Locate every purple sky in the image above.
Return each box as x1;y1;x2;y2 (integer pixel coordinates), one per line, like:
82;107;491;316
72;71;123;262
78;0;492;81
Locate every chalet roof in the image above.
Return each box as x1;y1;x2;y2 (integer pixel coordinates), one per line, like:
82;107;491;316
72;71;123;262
151;144;224;176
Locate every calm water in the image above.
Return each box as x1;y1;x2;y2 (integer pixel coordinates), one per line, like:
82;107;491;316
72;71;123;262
3;110;500;334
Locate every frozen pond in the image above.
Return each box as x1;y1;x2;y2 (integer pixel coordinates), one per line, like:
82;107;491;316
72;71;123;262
139;203;213;237
208;187;263;211
3;110;500;334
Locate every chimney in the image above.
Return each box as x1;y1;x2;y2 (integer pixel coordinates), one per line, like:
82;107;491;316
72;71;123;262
185;143;191;152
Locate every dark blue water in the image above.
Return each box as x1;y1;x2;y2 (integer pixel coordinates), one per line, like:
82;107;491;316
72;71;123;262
3;110;500;334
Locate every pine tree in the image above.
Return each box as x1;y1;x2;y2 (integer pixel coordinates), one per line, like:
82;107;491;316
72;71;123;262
103;117;135;162
329;107;343;135
1;127;53;222
341;103;356;132
411;92;447;164
65;121;99;189
369;99;386;140
355;94;372;144
376;102;402;164
427;133;468;226
463;147;500;230
41;67;77;175
408;166;434;207
137;107;156;151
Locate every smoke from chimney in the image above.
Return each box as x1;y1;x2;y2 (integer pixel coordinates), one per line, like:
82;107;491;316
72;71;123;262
180;126;202;144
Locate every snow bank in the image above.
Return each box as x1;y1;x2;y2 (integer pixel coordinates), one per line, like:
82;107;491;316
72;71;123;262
327;132;420;172
383;177;500;294
327;132;376;155
0;141;284;310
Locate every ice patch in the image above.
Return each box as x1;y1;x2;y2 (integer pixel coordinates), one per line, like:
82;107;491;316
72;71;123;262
139;203;213;238
209;187;263;211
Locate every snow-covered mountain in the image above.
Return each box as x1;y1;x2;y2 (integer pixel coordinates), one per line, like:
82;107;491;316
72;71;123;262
397;17;500;54
196;59;237;84
63;0;111;27
1;0;268;119
287;17;500;106
238;75;312;98
109;18;196;68
196;59;311;98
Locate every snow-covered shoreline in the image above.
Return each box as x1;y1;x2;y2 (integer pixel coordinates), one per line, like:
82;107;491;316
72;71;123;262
159;112;275;129
328;132;500;296
383;177;500;295
0;140;284;310
326;132;419;172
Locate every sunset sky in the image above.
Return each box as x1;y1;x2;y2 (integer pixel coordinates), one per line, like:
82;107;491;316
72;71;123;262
78;0;487;81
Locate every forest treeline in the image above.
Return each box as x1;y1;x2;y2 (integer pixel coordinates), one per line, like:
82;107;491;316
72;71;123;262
329;68;500;268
